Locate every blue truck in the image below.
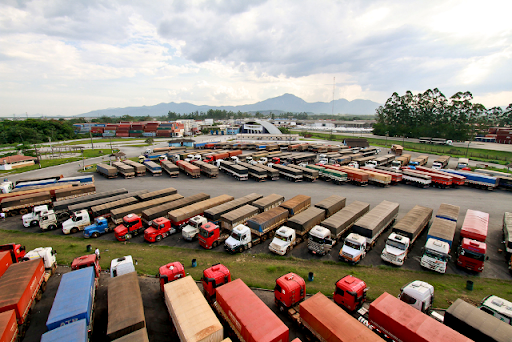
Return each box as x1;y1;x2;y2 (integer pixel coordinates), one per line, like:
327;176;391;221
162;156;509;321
83;217;111;238
443;169;498;190
144;160;162;176
46;266;96;332
41;319;88;342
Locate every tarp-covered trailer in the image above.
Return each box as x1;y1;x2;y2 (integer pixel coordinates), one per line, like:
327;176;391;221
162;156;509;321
320;201;370;241
246;207;289;236
220;205;260;231
161;160;179;178
68;190;148;213
123;160;146;176
168;195;234;227
40;319;88;342
138;188;177;202
110;194;184;224
96;163;118;178
314;195;346;218
53;188;128;212
53;184;96;201
352;200;399;248
287;207;326;237
141;193;210;223
280;195;311;217
252;194;285;213
204;193;262;223
113;162;135;178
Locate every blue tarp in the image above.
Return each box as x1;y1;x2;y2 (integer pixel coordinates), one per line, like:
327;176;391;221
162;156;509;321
41;319;88;342
443;169;498;186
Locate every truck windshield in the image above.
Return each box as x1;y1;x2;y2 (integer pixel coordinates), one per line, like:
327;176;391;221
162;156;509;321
387;240;407;250
424;249;448;262
309;235;325;244
199;228;213;238
123;219;138;228
231;231;242;241
276;234;288;242
344;240;361;250
460;248;485;261
391;161;400;167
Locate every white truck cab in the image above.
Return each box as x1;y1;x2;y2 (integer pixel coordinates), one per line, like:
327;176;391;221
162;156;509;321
258;157;268;165
479;295;512;324
246;156;253;162
399;280;434;313
420;238;451;273
308;225;334;255
381;233;410;266
348;161;359;168
340;233;367;264
181;215;208;241
22;205;50;227
0;181;14;194
269;226;296;255
110;255;135;277
365;160;377;168
390;160;402;171
62;210;91;234
23;247;57;274
231;156;239;163
224;224;252;253
431;162;443;170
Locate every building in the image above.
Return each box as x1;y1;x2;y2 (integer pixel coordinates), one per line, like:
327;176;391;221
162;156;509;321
239;120;282;134
0;155;38;170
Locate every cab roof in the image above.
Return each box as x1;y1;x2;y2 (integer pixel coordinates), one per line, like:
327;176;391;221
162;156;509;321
336;275;366;292
276;273;305;292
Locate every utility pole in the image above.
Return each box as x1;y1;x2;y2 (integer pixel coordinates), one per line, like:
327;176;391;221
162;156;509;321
81;148;85;171
89;131;94;150
49;137;54;158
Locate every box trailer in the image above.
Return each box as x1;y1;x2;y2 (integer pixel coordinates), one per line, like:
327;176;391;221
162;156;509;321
41;319;88;342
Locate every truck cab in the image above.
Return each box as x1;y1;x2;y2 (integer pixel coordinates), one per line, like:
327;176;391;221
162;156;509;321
22;247;57;274
72;254;101;278
158;262;185;292
432;161;443;170
457;238;487;272
62;210;91;234
231;156;239;163
348;161;359;168
381;233;410;266
390;160;402;171
269;226;296;255
0;243;26;263
308;226;334;255
83;217;110;238
202;263;231;301
274;273;306;310
398;280;434;313
457;158;470;170
339;233;367;264
39;210;68;231
22;205;50;227
144;217;175;243
114;214;144;241
272;157;281;164
0;181;14;194
181;215;208;241
334;275;367;312
420;238;451;273
198;222;225;249
258;157;268;165
110;255;135;277
224;224;252;253
479;295;512;325
365;160;377;168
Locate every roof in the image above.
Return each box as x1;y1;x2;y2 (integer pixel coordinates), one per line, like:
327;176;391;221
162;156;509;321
0;155;37;164
253;120;282;134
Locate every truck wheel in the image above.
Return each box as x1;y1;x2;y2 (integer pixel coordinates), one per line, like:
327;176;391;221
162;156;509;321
71;228;78;234
237;246;243;253
30;220;38;227
155;235;162;242
212;241;219;248
92;232;99;238
286;247;291;254
19;208;28;215
48;224;57;231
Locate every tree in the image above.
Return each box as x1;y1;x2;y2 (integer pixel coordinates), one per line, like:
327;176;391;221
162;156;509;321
279;127;290;134
145;137;154;145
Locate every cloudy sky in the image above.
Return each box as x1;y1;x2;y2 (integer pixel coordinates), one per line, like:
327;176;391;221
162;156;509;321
1;0;511;117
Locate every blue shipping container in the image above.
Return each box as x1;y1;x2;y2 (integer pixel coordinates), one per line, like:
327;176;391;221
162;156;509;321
15;179;58;188
41;319;88;342
46;267;95;331
444;169;498;186
58;175;94;185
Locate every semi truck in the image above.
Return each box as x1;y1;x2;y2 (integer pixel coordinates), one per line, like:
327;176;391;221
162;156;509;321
0;243;26;263
204;193;262;224
340;200;399;264
308;201;370;255
288;164;319;182
50;184;96;202
235;161;267;181
96;163;118;178
161;160;179;177
444;169;498;190
212;278;289;342
122;159;146;176
143;160;162;176
46;267;96;333
406;168;453;188
503;212;512;260
414;165;466;186
1;191;52;216
271;164;303;182
381;205;433;266
190;159;219;178
268;226;300;255
432;155;451;169
218;160;248;180
410;155;429;166
175;160;201;178
286;207;325;238
169;195;234;229
274;272;306;311
336;166;369;186
252;194;284;212
201;263;231;302
112;161;135;178
401;168;432;187
71;254;101;278
62;209;92;234
280;195;311;217
334;275;368;312
390;153;412;170
90;197;139;219
107;272;146;340
158;261;185;291
364;166;403;183
253;163;279;180
457;209;489;272
163;276;224;342
357;168;392;186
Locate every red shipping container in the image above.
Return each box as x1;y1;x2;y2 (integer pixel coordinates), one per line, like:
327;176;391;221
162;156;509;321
369;293;473;342
0;259;45;324
0;310;17;342
0;252;13;279
129;133;142;137
116;133;129;137
300;293;384;342
216;279;289;342
460;209;489;242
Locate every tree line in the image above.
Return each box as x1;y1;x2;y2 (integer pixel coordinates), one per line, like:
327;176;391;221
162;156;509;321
373;89;512;141
0;118;80;145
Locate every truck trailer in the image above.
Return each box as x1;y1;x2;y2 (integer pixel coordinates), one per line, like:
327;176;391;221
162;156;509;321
204;193;262;223
218;160;248;181
252;194;284;213
271;164;303;182
280;195;311;217
96;163;118;178
286;207;325;237
52;188;128;213
168;195;234;228
191;159;219;178
235;161;267;181
457;209;489;272
53;184;96;201
110;193;182;224
141;193;210;224
122;160;146;176
161;160;179;177
313;195;346;218
113;161;135;178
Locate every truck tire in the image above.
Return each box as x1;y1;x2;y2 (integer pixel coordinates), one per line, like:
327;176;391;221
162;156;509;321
212;241;218;248
155;235;162;242
30;220;38;227
19;208;28;215
92;232;99;238
237;246;243;253
71;228;78;234
48;224;57;231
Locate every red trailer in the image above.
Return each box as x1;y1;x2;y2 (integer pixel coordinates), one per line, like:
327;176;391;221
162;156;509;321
202;263;231;301
457;209;489;272
407;169;453;187
204;152;229;163
0;253;13;279
0;310;17;342
228;150;242;158
0;259;46;327
360;167;402;184
214;278;289;342
368;292;473;342
415;166;466;186
175;160;200;178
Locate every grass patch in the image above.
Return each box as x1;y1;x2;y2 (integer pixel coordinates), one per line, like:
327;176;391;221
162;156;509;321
2;230;510;309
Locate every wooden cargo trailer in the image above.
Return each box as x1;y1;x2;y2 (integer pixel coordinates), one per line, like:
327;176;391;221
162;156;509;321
141;193;210;224
123;160;146;176
53;184;96;201
113;161;135;178
252;194;284;213
110;194;183;224
96;163;118;178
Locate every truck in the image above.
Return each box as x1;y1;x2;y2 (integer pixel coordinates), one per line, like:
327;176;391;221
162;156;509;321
314;195;345;218
390;153;411;170
235;161;267;181
337;166;369;185
0;243;26;263
401;168;432;187
364;166;403;183
143;160;162;176
226;207;289;252
190;159;219;178
158;261;185;291
398;280;435;313
317;166;349;185
271;164;303;182
406;168;453;188
113;161;135;178
175;160;201;178
309;201;369;255
334;275;368;312
143;217;175;242
280;194;311;217
141;193;210;224
432;155;451;169
22;204;52;227
420;217;459;273
479;295;512;324
169;195;234;229
82;216;112;238
71;254;101;278
252;194;284;212
1;191;52;216
218;160;248;181
419;137;453;145
114;213;149;241
212;278;289;342
340;200;399;264
0;311;18;342
163;276;224;342
0;252;13;278
110;193;183;225
288;164;319;182
106;272;146;340
201;263;231;302
254;163;280;180
357;168;392;186
122;159;146;176
444;169;498;190
274;272;306;311
96;163;118;178
203;151;229;163
110;255;136;278
22;247;57;275
61;209;92;234
46;266;96;332
475;169;512;190
412;165;465;186
444;298;511;342
204;193;262;223
181;215;208;241
286;207;325;238
160;160;179;177
268;226;299;255
457;157;470;170
367;292;471;342
410;154;429;166
457;209;489;272
381;205;433;266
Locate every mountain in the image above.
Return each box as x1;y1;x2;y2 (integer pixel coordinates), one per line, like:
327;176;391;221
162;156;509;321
78;93;380;117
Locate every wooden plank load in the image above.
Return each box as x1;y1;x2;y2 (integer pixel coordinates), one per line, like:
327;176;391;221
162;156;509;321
123;160;146;176
161;160;179;177
288;164;319;182
220;205;260;231
68;190;147;213
141;193;210;224
107;272;146;340
287;207;326;237
164;276;223;342
0;184;71;204
138;187;177;202
1;192;52;216
96;163;118;178
168;195;234;227
53;188;128;212
204;193;262;223
314;195;346;218
110;194;184;224
320;201;370;242
191;160;219;178
252;194;285;213
280;195;311;217
54;184;96;201
113;161;135;178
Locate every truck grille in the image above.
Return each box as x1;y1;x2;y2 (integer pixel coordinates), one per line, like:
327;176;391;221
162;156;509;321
343;252;353;259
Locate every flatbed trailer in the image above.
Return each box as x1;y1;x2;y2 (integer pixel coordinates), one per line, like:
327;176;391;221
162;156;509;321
236;161;267;181
112;161;135;178
161;160;179;177
122;160;146;176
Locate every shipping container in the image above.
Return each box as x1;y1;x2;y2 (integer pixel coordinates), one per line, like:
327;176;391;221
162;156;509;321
287;207;325;236
111;194;184;223
204;193;262;222
164;276;223;342
320;201;370;238
314;195;346;218
252;194;285;212
280;195;311;217
141;193;210;223
107;272;145;340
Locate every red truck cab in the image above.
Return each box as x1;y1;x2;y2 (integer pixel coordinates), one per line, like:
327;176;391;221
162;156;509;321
202;263;231;301
457;238;487;272
71;254;101;278
144;217;174;243
333;275;368;311
0;243;26;263
158;262;185;292
198;222;220;249
114;214;143;241
272;157;281;164
274;273;306;309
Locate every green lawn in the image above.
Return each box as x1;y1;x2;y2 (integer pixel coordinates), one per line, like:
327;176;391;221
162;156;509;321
2;230;510;309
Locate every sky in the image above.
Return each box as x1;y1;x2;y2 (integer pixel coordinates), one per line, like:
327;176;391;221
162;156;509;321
1;0;511;117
